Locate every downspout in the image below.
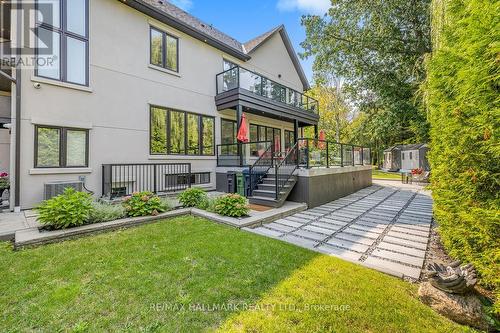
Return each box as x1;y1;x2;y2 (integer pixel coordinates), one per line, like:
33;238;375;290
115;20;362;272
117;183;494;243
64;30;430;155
13;1;22;211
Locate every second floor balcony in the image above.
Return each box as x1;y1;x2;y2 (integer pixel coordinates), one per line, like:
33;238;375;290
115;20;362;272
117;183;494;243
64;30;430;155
215;66;319;117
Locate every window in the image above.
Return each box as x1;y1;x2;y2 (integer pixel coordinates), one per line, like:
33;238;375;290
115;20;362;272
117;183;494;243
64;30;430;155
402;153;405;160
221;119;237;145
166;172;210;186
223;59;237;71
409;152;413;160
36;0;89;86
150;27;178;72
249;124;282;154
35;126;89;168
285;130;295;150
150;106;214;156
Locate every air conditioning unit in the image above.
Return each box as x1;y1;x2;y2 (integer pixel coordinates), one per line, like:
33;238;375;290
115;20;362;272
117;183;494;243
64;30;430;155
44;181;84;200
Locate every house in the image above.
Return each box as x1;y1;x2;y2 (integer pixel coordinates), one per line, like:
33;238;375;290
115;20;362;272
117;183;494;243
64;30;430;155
0;0;372;211
383;144;430;172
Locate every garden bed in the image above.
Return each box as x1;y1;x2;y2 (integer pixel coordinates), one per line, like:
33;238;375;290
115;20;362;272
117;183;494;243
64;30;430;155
14;202;306;249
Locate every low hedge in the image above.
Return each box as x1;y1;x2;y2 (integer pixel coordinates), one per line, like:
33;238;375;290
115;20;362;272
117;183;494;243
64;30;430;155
426;0;500;313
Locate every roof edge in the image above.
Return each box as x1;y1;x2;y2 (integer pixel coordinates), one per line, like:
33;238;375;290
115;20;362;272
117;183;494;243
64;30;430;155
123;0;251;61
245;25;310;91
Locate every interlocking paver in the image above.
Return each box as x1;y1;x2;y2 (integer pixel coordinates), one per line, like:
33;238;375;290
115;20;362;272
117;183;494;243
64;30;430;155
244;183;432;280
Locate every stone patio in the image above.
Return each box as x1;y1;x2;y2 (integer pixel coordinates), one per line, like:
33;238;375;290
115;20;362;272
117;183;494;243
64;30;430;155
243;180;433;280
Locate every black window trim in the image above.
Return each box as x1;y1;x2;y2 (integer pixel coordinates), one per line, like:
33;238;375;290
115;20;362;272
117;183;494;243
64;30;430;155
149;25;179;73
35;0;90;87
149;105;215;156
34;125;89;168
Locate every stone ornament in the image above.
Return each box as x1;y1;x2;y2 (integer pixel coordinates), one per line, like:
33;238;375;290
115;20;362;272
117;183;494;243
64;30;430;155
425;260;477;294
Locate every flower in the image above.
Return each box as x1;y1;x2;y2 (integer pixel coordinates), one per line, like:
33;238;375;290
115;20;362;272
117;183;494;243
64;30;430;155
0;172;8;177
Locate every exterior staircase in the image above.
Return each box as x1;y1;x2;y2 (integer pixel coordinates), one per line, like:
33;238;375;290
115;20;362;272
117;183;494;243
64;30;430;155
248;170;298;208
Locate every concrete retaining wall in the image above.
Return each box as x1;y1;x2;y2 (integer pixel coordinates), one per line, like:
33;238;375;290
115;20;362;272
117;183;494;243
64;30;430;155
288;166;372;208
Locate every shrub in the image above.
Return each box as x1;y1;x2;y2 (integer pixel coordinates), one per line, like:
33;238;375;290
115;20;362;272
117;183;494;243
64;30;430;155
213;194;249;217
37;188;93;229
122;192;167;217
88;202;126;224
178;187;207;208
426;0;500;313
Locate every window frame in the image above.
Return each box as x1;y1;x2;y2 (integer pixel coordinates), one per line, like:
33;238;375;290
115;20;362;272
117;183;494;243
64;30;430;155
35;0;90;86
149;26;179;73
149;105;215;156
34;125;89;168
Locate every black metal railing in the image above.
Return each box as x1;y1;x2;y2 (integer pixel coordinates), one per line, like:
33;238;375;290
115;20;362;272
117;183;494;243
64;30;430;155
102;163;191;199
216;141;271;167
297;138;371;168
216;65;319;114
275;142;299;200
248;144;275;196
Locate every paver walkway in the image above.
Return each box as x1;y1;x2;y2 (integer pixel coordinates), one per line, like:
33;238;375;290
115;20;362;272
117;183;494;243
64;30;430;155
244;181;433;280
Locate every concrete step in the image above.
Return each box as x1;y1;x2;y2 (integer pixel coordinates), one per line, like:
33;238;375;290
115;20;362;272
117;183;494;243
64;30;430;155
248;196;280;208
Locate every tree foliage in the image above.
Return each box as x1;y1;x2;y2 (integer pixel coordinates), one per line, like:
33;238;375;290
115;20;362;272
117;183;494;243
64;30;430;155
301;0;432;155
426;0;500;313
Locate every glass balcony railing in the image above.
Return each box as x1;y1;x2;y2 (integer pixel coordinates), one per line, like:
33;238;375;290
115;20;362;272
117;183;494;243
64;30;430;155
216;66;319;115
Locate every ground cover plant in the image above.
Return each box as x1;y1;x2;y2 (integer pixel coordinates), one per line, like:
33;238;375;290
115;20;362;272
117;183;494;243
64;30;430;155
0;216;468;332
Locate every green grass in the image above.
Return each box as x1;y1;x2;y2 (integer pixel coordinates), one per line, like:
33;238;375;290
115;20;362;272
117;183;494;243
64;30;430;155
0;216;469;332
372;169;401;180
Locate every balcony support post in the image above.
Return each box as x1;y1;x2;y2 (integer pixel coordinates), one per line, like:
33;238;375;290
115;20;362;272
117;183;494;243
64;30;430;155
314;125;318;139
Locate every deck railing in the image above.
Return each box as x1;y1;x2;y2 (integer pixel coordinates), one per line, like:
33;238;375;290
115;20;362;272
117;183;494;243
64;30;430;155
102;163;191;199
275;142;299;200
216;65;319;114
297;138;371;168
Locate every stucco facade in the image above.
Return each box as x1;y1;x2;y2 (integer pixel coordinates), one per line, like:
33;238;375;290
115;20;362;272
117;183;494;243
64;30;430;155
5;0;312;208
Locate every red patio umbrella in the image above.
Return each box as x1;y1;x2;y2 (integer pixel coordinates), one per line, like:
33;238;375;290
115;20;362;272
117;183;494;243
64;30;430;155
318;130;326;149
274;134;281;154
236;113;249;143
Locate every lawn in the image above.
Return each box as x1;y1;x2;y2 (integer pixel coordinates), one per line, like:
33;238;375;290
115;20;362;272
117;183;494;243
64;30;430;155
0;216;469;332
372;169;401;180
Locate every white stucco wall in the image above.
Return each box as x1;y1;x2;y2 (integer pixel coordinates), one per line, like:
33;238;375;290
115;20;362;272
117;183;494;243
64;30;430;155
15;0;307;208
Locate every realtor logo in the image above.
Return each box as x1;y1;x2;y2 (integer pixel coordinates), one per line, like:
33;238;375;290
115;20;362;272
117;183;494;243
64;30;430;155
1;0;57;69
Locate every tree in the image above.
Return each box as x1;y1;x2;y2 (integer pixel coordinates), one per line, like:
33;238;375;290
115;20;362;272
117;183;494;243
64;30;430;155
301;0;431;147
309;77;351;143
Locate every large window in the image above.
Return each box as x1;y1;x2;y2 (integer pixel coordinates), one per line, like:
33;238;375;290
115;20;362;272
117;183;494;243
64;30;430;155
35;126;89;168
36;0;89;86
284;130;295;150
150;106;214;156
249;124;283;154
150;27;178;72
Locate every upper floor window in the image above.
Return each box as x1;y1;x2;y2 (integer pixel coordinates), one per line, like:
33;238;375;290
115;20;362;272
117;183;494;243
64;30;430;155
150;27;178;72
223;59;236;71
36;0;89;86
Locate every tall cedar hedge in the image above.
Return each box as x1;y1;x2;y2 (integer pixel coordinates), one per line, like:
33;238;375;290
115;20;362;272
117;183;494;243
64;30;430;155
426;0;499;312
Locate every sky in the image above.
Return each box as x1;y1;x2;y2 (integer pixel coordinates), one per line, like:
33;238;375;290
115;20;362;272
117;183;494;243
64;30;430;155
169;0;331;84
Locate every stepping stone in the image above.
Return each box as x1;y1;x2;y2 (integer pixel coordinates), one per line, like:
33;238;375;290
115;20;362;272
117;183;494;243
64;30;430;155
287;215;314;223
326;237;370;253
265;223;296;233
343;227;380;239
280;234;319;249
391;225;429;237
303;225;334;235
371;248;425;267
317;244;362;261
364;256;421;279
377;241;426;258
323;215;352;222
301;211;324;217
310;221;342;231
382;235;428;250
386;230;429;243
275;219;304;228
319;217;349;226
392;222;430;233
292;213;317;220
333;232;375;246
246;227;283;238
348;223;386;233
292;229;327;242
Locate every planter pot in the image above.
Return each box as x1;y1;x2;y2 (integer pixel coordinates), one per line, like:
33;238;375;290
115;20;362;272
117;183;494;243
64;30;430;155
0;187;9;205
